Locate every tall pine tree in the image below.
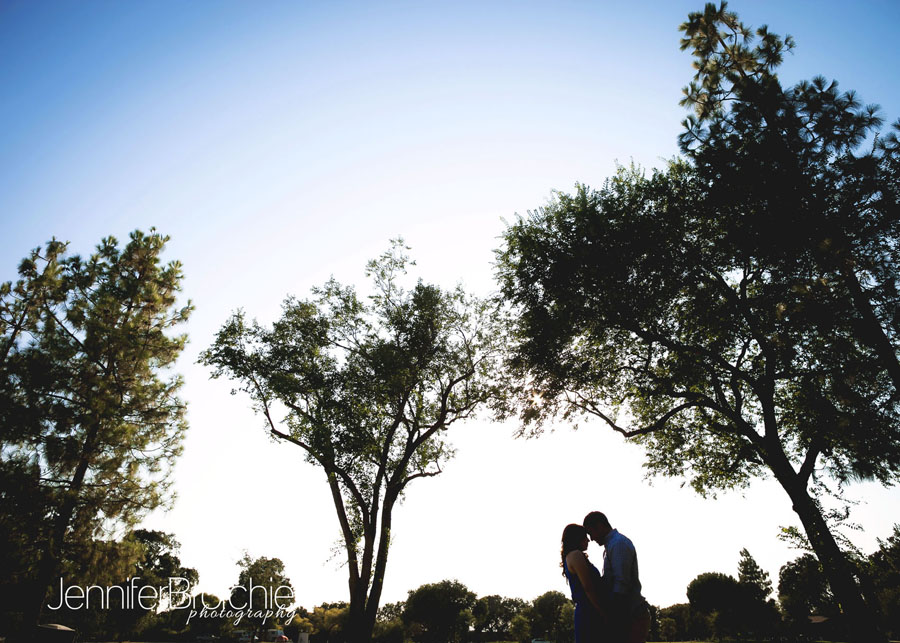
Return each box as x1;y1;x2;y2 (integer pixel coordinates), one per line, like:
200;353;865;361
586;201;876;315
0;230;192;630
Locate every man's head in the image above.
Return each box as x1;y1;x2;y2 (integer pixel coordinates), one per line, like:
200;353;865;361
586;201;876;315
583;511;612;542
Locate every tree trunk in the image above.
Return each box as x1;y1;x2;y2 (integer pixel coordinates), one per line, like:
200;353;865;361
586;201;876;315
351;612;376;643
360;491;398;643
344;528;373;643
26;483;80;626
25;423;99;627
323;468;368;642
342;490;398;643
771;463;886;642
345;584;371;643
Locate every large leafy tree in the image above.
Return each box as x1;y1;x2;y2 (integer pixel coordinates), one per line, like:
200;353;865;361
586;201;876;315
495;3;899;641
201;241;502;642
680;2;900;636
0;230;192;629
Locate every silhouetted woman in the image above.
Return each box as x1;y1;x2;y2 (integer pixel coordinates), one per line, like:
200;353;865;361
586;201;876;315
562;523;608;643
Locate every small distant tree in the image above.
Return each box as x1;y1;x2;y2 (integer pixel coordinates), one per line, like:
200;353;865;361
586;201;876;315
38;529;198;641
778;554;838;631
233;554;294;643
737;548;771;603
402;580;475;643
372;612;404;643
557;602;575;643
657;603;692;641
374;599;405;643
472;594;528;641
185;594;234;640
529;591;572;643
376;601;405;624
645;604;660;643
106;530;198;637
735;548;780;638
41;535;143;640
657;616;677;642
309;602;349;643
201;241;502;642
509;612;532;643
687;572;741;638
283;609;314;643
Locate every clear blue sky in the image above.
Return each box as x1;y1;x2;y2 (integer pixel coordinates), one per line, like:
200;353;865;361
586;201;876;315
2;0;900;611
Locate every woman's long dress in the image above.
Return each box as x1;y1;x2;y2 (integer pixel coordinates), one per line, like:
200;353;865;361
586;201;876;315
564;557;606;643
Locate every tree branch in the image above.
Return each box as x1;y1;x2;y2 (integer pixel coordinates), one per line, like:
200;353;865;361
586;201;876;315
402;466;443;486
799;438;823;485
564;389;703;438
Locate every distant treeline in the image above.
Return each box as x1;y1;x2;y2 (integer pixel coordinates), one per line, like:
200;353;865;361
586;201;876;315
14;526;898;643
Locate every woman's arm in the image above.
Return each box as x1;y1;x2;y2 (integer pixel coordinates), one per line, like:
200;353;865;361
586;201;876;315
565;550;608;617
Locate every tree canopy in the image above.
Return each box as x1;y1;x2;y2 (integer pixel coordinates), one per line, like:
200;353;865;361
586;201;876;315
201;240;503;642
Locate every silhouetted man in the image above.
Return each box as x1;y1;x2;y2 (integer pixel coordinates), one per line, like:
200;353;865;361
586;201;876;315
583;511;650;643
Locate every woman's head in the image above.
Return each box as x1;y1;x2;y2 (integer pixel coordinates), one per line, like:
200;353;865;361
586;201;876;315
561;523;589;575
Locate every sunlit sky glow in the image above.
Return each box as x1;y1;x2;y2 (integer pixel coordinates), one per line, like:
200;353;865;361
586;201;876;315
2;0;900;611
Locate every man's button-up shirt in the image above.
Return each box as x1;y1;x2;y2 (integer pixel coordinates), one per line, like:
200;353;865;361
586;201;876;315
602;528;643;599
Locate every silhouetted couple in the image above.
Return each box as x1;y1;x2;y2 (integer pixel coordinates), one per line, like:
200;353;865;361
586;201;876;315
562;512;651;643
